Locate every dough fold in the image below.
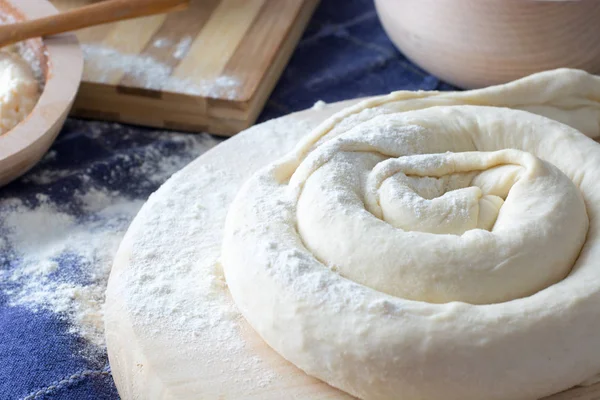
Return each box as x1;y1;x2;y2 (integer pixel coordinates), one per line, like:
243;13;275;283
222;69;600;400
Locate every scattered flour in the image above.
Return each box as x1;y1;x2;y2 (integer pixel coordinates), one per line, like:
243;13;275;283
120;161;280;392
3;192;143;349
173;36;193;60
81;44;240;99
0;125;221;357
153;38;172;48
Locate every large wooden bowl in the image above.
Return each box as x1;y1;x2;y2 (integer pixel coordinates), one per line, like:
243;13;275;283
375;0;600;89
0;0;82;187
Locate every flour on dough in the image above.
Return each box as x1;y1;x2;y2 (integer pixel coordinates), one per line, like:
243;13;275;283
223;69;600;400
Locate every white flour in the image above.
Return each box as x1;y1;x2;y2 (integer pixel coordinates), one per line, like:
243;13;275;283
121;163;280;391
173;36;193;60
153;38;172;48
109;117;322;394
0;126;221;357
1;14;44;85
81;44;240;99
152;36;192;59
4;193;142;350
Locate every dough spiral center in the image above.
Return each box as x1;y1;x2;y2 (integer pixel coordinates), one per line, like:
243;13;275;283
293;123;587;304
221;70;600;400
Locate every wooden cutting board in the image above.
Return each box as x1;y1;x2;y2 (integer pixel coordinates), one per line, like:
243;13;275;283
50;0;319;136
105;100;600;400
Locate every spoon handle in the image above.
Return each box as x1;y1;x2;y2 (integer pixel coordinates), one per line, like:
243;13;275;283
0;0;190;48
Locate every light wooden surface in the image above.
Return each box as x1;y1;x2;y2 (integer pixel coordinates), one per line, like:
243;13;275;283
105;100;600;400
50;0;319;136
375;0;600;89
0;0;189;48
0;0;82;187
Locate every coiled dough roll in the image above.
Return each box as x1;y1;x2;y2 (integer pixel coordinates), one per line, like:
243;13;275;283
222;69;600;400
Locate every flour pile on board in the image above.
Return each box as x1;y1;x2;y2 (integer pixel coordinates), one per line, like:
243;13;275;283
0;125;221;357
81;44;240;99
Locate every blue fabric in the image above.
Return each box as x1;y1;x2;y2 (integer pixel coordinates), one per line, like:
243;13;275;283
0;1;452;398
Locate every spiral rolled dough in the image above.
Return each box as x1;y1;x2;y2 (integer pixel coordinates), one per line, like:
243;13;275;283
222;69;600;400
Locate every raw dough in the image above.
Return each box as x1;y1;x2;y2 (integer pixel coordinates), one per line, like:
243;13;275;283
105;99;362;400
0;48;40;135
222;69;600;400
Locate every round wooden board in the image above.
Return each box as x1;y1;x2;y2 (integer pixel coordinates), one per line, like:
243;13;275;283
105;100;600;400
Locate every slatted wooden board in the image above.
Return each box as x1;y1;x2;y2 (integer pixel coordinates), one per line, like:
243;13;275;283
50;0;319;135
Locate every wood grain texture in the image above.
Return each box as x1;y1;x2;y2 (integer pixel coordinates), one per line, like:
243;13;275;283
0;0;82;187
375;0;600;89
105;99;600;400
0;0;189;48
51;0;320;136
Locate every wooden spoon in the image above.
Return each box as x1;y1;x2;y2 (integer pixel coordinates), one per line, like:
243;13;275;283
0;0;190;48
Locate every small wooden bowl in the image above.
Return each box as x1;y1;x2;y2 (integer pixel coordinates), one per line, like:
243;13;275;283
374;0;600;89
0;0;82;187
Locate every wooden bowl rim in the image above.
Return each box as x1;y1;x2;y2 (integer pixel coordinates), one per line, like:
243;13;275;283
0;0;83;162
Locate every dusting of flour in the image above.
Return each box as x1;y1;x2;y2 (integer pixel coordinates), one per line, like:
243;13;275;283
81;44;240;99
0;123;221;359
107;118;322;394
2;192;143;350
120;164;279;389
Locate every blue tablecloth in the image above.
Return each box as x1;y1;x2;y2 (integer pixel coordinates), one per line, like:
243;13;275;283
0;1;453;398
